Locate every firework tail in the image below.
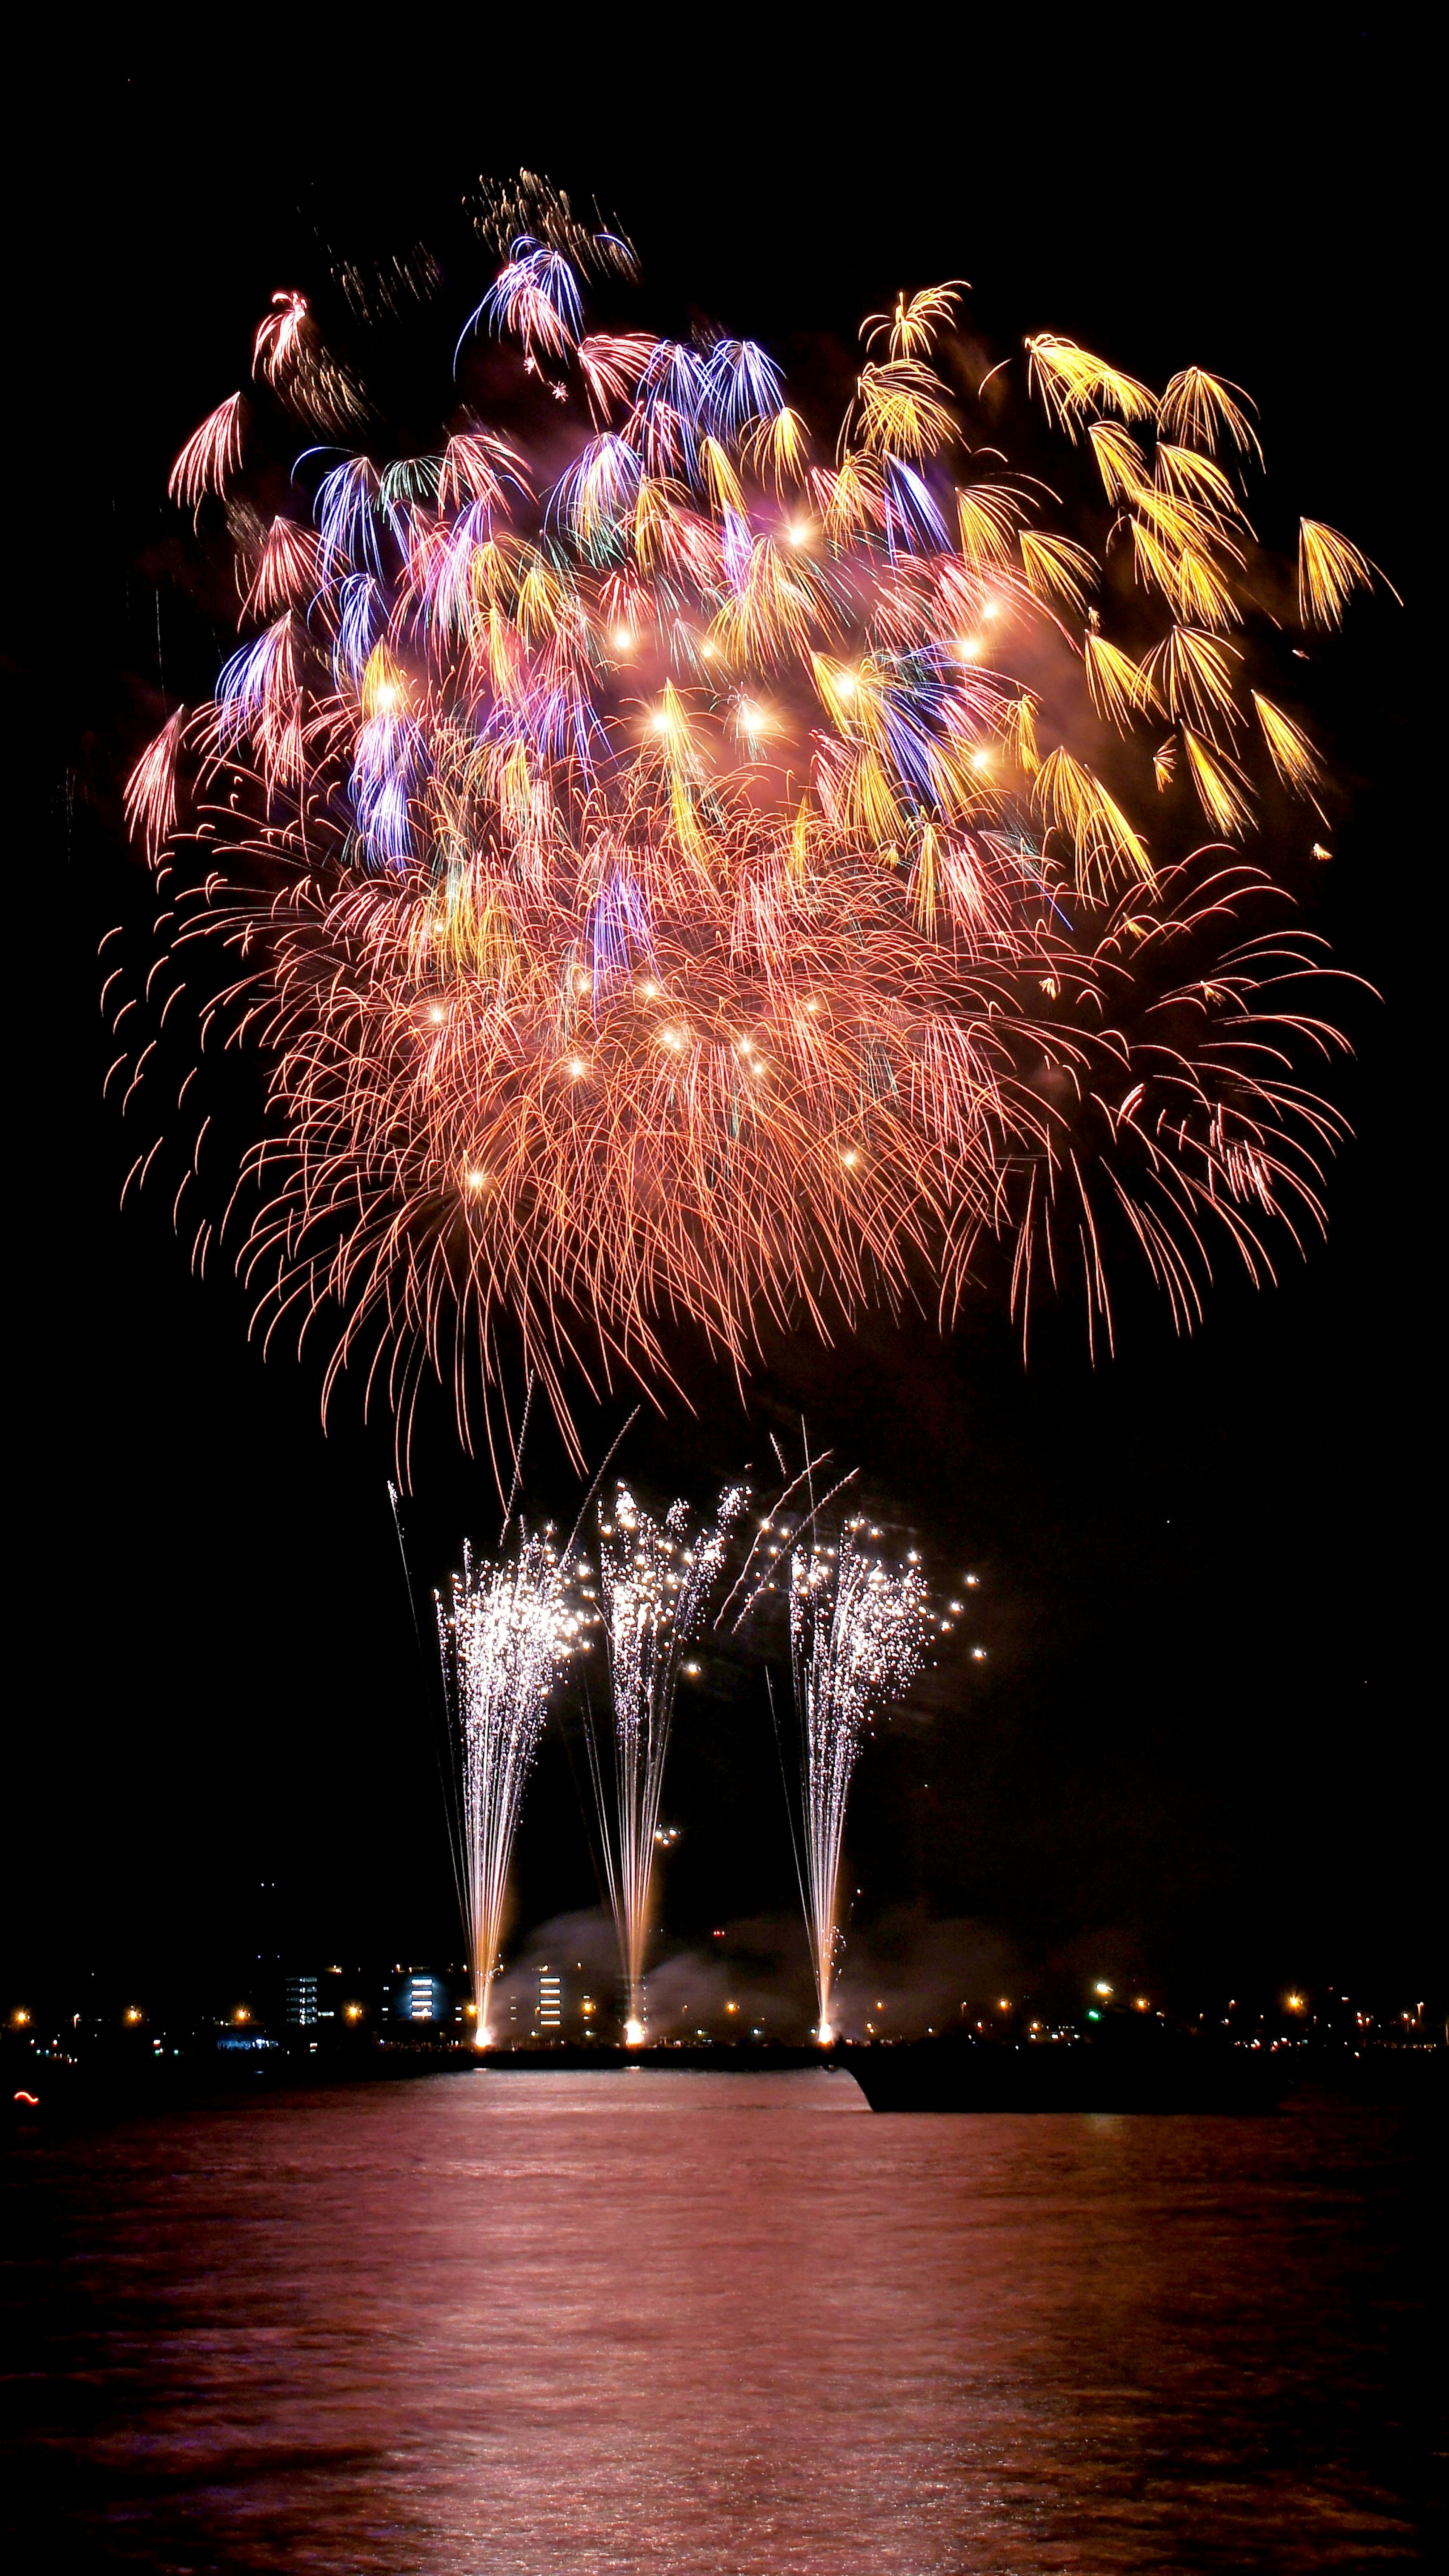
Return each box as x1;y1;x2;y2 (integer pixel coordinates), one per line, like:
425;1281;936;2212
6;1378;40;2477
788;1522;930;2041
584;1481;744;2038
438;1528;583;2043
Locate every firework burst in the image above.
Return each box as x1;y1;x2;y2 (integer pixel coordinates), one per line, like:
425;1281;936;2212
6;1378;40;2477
585;1481;744;2037
119;178;1383;1462
786;1522;932;2042
438;1526;587;2044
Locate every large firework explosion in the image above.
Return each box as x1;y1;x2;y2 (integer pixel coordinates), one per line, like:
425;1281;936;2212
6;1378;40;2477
118;174;1382;1463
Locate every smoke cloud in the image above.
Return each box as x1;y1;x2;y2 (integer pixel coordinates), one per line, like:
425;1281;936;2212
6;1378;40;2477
492;1907;1023;2040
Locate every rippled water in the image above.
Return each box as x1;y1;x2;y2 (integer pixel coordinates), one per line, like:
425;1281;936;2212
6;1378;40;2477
3;2069;1435;2570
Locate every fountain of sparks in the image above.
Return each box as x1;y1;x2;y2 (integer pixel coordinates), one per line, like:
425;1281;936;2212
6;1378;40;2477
585;1483;745;2042
438;1529;588;2047
788;1521;931;2043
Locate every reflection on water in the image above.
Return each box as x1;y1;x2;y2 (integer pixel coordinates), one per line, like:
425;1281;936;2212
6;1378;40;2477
468;2065;873;2110
3;2071;1432;2571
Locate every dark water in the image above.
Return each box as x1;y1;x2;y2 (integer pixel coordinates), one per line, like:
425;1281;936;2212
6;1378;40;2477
2;2070;1437;2571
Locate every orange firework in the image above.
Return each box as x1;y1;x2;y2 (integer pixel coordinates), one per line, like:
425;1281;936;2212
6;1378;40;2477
118;181;1382;1465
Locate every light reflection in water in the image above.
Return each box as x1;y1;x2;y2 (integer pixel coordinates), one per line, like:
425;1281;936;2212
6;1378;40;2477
3;2072;1426;2572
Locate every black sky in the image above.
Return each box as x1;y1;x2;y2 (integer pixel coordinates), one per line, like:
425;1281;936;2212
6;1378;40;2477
6;25;1434;2015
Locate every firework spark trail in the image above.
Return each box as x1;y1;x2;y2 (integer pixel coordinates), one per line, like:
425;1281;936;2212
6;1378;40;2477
121;178;1385;1463
788;1522;932;2042
438;1528;586;2044
586;1481;745;2038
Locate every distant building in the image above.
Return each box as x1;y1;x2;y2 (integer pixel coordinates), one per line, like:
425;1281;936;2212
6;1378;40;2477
537;1967;562;2033
284;1973;318;2027
394;1972;449;2024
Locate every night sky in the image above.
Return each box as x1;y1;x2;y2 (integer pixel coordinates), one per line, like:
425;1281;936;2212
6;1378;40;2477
8;30;1429;2021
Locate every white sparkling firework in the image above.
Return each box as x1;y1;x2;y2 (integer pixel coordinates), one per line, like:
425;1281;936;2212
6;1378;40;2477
587;1481;746;2039
790;1523;931;2042
439;1530;586;2045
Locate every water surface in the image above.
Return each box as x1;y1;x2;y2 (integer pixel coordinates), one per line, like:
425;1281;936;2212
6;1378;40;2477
3;2069;1434;2570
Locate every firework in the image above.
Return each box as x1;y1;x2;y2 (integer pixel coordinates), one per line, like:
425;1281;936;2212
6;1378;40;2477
121;179;1384;1459
786;1523;932;2043
438;1527;586;2044
585;1481;744;2038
